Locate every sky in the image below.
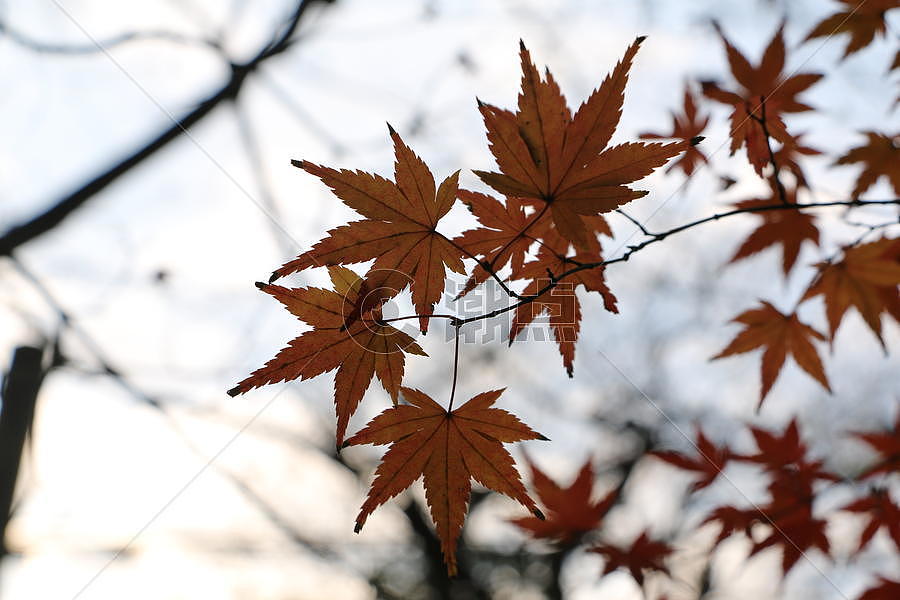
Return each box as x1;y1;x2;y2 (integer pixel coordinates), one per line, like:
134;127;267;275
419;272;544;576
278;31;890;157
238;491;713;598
1;1;899;599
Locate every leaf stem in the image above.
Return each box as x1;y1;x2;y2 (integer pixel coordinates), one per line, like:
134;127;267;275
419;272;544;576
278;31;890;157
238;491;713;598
385;198;900;328
448;322;461;412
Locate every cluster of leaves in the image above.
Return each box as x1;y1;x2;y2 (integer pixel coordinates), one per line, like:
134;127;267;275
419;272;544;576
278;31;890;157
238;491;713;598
656;417;900;597
227;8;900;590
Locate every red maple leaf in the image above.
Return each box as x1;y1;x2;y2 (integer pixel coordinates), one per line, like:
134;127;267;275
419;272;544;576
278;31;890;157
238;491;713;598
727;184;820;276
510;456;617;545
805;0;900;59
589;531;673;586
639;87;710;176
841;488;900;552
834;131;900;198
772;132;820;188
227;266;426;447
858;576;900;600
452;190;551;297
507;228;618;376
653;428;731;491
272;127;464;333
853;414;900;478
702;23;822;175
712;301;831;407
474;38;689;250
801;237;900;348
345;388;546;576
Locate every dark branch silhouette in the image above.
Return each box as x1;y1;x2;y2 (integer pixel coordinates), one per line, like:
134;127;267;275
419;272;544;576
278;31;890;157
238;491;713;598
0;0;334;258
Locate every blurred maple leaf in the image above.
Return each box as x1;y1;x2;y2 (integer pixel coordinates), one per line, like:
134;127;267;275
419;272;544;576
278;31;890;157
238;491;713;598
639;87;710;176
702;23;821;175
712;301;831;407
227;266;425;447
841;488;900;551
728;183;820;276
834;131;900;198
272;127;464;333
772;132;820;188
510;456;617;545
859;576;900;600
853;414;900;478
802;237;900;348
474;38;689;250
588;531;673;586
705;419;835;574
805;0;900;59
653;427;731;491
345;388;546;576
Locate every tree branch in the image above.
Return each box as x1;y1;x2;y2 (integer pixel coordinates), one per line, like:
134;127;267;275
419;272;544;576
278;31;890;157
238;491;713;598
0;0;331;258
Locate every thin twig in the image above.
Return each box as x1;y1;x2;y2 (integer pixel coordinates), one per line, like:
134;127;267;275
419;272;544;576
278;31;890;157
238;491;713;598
750;95;788;205
448;323;461;411
388;198;900;328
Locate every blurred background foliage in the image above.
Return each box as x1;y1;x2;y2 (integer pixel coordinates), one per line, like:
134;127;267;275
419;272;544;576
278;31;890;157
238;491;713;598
0;1;898;598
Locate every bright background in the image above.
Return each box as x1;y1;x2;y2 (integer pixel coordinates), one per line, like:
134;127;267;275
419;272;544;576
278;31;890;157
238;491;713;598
1;1;898;598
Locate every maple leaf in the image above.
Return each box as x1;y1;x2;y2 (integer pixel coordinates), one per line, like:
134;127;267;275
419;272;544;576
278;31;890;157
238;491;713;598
853;414;900;478
702;23;822;175
652;428;731;491
727;184;820;276
588;531;673;586
739;419;806;470
639;87;710;176
271;127;464;333
841;488;900;552
801;237;900;347
703;505;759;544
508;230;618;376
738;419;838;498
227;266;426;447
712;301;831;407
510;456;617;545
772;132;820;188
344;387;546;576
859;576;900;600
834;131;900;198
474;38;690;250
751;503;830;574
452;190;551;297
701;419;835;574
804;0;899;59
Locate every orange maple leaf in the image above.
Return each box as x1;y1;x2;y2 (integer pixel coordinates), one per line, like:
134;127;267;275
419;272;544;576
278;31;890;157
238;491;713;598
712;301;831;407
510;456;617;545
702;23;822;175
588;531;673;586
272;127;464;333
227;266;426;447
805;0;899;59
474;38;689;250
508;229;618;376
345;387;546;576
834;131;900;198
801;237;900;347
772;132;820;188
728;184;820;276
453;190;551;297
639;87;710;176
